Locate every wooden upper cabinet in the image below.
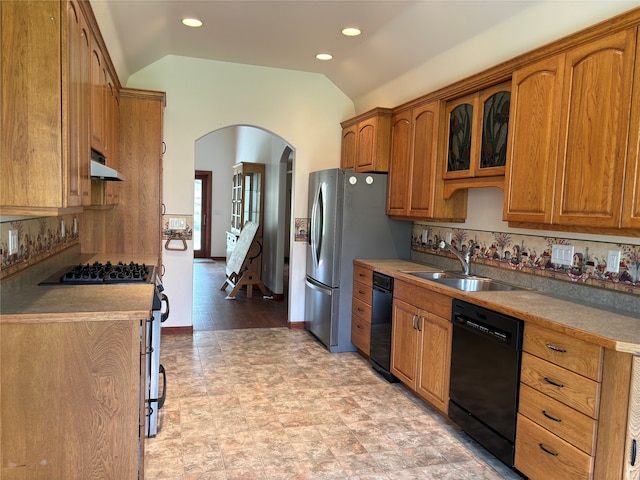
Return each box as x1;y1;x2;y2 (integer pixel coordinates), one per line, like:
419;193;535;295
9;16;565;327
621;30;640;230
554;28;637;228
443;81;511;180
387;102;467;221
504;54;565;224
0;0;88;214
340;108;392;172
386;110;412;216
340;124;357;170
90;39;105;154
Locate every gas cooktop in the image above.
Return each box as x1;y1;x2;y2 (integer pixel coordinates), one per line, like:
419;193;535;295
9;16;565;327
39;261;154;285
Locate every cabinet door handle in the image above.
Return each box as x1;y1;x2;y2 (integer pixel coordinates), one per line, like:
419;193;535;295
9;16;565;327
542;410;562;423
417;316;423;332
632;439;637;466
544;377;564;388
539;443;559;457
411;314;418;330
546;343;567;353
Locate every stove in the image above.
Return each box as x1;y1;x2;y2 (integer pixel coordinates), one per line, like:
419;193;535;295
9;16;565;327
39;261;154;285
39;259;169;438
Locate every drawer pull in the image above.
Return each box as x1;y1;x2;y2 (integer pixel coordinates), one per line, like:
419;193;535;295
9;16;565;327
544;377;564;388
632;439;637;466
359;273;366;278
357;308;364;313
358;290;365;294
546;343;567;353
356;324;363;330
542;410;562;423
539;443;559;457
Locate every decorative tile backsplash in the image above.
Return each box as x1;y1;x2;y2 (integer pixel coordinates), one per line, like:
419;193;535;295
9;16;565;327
0;215;80;280
412;224;639;295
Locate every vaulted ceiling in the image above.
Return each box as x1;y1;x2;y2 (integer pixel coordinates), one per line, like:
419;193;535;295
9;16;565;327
92;1;636;101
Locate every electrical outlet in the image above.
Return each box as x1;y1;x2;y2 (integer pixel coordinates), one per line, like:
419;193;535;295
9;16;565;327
607;250;621;273
168;217;186;230
8;229;18;255
551;244;574;266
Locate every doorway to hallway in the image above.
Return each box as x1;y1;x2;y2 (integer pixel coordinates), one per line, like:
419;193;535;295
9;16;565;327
194;170;212;258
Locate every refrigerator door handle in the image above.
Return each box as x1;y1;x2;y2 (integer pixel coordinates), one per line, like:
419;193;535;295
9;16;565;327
305;277;332;296
310;185;324;265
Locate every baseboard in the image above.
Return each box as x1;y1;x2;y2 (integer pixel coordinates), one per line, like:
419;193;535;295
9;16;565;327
288;321;305;330
272;293;285;301
211;256;225;261
161;326;194;335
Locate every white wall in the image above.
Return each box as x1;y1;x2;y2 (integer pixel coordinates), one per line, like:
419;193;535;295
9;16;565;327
126;56;354;327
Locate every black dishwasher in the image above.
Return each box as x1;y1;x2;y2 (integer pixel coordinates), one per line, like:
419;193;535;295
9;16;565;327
369;272;397;382
448;299;524;468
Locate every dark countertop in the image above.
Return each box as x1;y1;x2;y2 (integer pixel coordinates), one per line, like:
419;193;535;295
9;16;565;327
355;259;640;354
1;249;157;324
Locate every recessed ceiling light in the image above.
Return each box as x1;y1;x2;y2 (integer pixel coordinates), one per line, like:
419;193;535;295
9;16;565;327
341;27;361;37
316;53;333;61
182;18;203;28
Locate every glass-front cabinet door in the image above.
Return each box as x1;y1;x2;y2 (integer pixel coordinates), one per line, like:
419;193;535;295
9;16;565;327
443;81;511;179
230;162;265;236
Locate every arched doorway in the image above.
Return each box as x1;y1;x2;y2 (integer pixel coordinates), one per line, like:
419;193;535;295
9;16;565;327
192;125;295;328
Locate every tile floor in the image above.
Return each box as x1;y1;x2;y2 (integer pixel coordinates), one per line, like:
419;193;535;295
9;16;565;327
145;327;524;479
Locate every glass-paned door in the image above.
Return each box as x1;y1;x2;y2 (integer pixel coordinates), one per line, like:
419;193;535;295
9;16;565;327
480;90;511;169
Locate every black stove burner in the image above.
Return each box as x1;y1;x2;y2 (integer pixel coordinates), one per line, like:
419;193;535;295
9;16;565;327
51;261;152;284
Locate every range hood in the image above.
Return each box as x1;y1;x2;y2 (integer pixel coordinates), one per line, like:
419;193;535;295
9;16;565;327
90;149;125;181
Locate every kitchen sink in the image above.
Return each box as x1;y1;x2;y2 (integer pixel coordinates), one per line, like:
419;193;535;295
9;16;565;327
403;270;523;292
431;277;523;292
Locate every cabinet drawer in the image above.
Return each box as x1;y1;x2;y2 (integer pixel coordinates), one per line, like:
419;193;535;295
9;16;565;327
352;297;372;321
519;383;597;455
351;313;371;355
521;352;600;418
515;415;594;480
394;280;453;319
353;265;373;285
353;280;373;305
524;324;602;381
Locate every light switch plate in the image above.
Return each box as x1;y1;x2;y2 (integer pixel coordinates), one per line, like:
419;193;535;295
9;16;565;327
607;250;621;273
8;229;18;255
551;244;574;267
168;217;186;230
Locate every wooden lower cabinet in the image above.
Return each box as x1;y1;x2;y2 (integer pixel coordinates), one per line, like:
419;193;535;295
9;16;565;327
1;318;145;479
390;281;452;414
351;265;373;355
516;323;637;480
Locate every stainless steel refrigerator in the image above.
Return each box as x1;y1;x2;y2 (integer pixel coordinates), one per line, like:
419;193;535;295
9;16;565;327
304;168;411;352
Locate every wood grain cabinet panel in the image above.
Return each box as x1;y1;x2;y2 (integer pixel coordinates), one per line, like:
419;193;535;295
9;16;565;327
520;352;600;418
351;265;373;355
1;319;142;479
340;108;392;173
0;0;86;214
523;323;603;381
516;415;594;480
386;102;467;221
622;32;640;230
554;29;637;228
623;356;640;479
391;281;452;414
503;54;564;224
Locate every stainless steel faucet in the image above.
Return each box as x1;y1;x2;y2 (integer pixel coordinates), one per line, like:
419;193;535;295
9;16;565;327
439;241;472;276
